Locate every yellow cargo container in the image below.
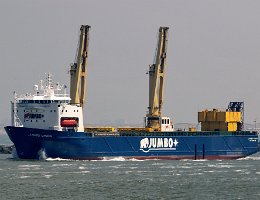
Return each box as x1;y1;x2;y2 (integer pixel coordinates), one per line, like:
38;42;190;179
226;112;241;122
117;127;153;132
198;111;207;122
213;122;227;131
206;110;217;122
84;127;115;132
201;121;237;131
199;108;241;132
227;123;238;132
219;122;228;131
201;122;209;131
216;112;226;122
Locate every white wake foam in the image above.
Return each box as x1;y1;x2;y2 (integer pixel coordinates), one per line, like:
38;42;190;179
44;175;52;179
46;158;73;162
20;175;30;179
237;156;260;161
97;157;146;162
100;157;127;161
38;148;47;160
12;147;19;159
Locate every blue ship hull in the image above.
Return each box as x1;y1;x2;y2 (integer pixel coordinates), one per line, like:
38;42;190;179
4;126;259;160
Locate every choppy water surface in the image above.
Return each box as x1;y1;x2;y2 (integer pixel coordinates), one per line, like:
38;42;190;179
1;153;260;200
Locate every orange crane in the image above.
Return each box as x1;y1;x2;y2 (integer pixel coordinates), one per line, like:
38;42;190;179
70;25;91;107
145;27;173;131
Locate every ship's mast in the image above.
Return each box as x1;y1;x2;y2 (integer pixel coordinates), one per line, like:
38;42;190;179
146;27;169;130
70;25;91;107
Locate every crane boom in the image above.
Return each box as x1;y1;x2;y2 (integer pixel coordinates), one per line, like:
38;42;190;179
70;25;91;107
146;27;169;130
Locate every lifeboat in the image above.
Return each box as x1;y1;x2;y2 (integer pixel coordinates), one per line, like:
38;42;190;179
61;118;78;127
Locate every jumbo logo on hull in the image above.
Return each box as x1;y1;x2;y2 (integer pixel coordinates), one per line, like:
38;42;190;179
140;138;179;153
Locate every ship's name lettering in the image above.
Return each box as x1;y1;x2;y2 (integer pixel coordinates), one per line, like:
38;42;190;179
29;134;52;138
29;134;40;137
248;138;257;142
41;135;52;138
140;137;179;152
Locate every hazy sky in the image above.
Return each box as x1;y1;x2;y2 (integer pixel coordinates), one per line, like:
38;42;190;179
1;0;260;126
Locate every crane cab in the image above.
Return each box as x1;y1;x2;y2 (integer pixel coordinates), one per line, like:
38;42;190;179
145;116;174;132
160;116;174;132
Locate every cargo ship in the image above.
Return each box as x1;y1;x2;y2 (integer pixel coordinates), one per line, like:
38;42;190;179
4;25;259;160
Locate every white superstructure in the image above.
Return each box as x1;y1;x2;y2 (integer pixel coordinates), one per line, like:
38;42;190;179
160;116;174;132
11;73;84;132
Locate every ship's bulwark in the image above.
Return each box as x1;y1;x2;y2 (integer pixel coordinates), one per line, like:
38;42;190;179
4;126;259;160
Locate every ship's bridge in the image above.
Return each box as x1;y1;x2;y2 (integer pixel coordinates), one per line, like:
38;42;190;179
12;73;84;132
14;73;70;103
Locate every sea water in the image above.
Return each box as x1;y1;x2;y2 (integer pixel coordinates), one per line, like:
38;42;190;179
0;152;260;200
